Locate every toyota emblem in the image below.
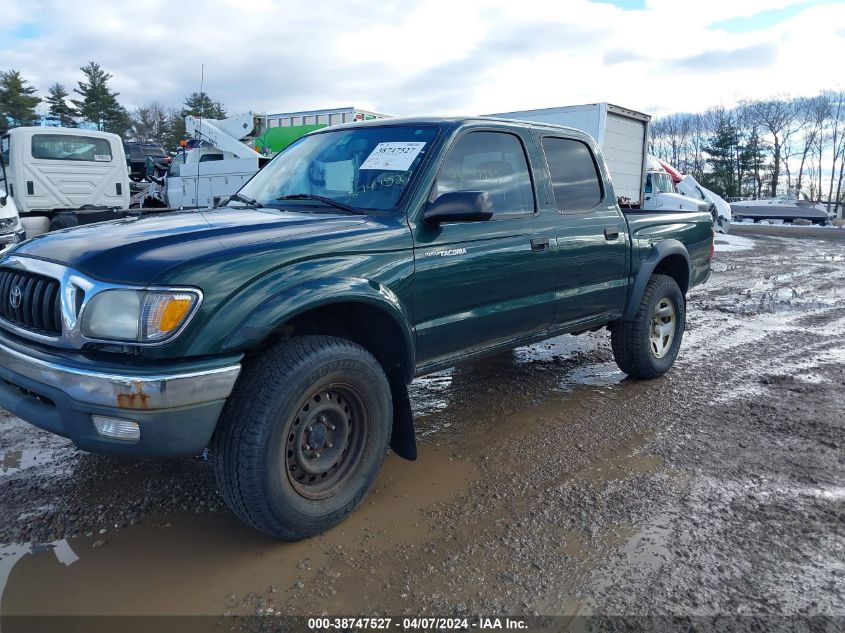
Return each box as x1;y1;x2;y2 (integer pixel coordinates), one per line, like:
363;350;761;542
9;285;22;309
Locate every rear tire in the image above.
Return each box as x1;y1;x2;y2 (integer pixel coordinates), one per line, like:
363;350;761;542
49;214;78;231
610;274;685;379
213;335;392;540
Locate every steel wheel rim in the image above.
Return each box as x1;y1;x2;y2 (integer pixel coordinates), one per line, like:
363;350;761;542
284;384;369;500
649;298;676;359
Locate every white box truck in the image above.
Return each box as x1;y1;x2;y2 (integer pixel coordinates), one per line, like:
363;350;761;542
1;127;130;237
487;103;709;215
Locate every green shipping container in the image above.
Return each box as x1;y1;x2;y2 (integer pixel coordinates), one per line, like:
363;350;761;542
254;124;326;154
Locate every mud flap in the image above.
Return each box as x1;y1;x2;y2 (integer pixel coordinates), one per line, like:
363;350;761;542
388;367;417;461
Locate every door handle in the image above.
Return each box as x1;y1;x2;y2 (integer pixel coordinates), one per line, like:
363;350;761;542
604;228;620;240
530;237;551;252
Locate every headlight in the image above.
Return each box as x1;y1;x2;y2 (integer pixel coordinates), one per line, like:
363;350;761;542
81;289;201;343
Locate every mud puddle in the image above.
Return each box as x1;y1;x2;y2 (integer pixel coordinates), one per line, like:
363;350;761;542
0;446;474;616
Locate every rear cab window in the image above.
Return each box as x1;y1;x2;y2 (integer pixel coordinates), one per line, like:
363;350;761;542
541;137;603;212
32;134;113;162
434;131;535;219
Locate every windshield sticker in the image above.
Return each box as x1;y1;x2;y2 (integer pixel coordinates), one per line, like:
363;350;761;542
93;154;111;161
360;142;426;171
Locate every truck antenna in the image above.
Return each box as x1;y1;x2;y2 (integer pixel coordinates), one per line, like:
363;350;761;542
195;64;204;209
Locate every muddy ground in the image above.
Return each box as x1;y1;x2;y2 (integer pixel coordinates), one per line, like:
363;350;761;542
0;231;843;627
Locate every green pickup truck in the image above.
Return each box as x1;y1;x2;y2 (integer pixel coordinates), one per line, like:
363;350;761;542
0;117;713;539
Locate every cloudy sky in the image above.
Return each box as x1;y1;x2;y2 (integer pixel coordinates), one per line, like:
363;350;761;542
2;0;844;119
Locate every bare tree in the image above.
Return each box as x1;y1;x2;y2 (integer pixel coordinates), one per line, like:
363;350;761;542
794;95;829;194
824;91;845;212
130;101;173;146
749;97;800;197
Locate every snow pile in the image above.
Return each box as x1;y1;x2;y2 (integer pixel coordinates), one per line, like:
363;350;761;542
715;234;756;252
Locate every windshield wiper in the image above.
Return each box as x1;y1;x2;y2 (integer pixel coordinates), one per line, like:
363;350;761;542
227;193;263;208
276;194;365;215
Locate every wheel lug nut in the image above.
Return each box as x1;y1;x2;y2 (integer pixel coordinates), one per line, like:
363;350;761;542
329;424;336;430
326;442;333;448
314;452;321;458
305;444;311;450
306;425;312;432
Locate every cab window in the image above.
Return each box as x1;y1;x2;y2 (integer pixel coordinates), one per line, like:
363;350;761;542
542;137;603;212
434;131;535;218
31;134;113;162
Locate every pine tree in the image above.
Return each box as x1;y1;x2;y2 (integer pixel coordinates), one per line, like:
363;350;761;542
0;70;40;131
739;126;769;198
180;92;227;120
702;110;741;198
45;83;77;127
163;110;186;151
72;61;131;137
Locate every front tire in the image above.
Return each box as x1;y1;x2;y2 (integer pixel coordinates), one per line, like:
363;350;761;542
213;335;392;540
610;274;685;379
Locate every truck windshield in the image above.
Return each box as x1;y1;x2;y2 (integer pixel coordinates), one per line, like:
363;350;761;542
646;172;675;194
236;125;438;211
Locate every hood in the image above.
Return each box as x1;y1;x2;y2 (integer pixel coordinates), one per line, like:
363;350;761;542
8;207;369;284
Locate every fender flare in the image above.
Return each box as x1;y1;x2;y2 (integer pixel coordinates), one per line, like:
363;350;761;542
220;277;418;461
221;276;415;371
622;239;691;321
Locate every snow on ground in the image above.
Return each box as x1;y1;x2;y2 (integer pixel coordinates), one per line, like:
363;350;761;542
736;218;845;230
714;233;756;252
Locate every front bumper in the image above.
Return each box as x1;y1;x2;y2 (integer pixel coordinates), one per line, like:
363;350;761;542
0;337;241;457
0;229;25;257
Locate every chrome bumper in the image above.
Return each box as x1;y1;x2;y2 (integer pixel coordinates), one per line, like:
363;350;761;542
0;339;241;410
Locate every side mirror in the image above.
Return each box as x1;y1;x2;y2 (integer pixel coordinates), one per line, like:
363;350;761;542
423;191;493;225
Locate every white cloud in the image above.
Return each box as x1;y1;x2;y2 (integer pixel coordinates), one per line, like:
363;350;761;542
0;0;842;120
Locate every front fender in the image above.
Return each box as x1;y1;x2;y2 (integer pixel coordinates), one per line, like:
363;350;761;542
219;276;415;366
622;239;690;321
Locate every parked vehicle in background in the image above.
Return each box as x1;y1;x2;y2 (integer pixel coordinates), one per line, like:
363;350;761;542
656;158;731;233
139;108;393;209
487;103;711;217
1;127;130;237
137;114;266;209
123;142;171;182
0;116;713;540
731;191;830;225
253;106;391;154
0;190;25;256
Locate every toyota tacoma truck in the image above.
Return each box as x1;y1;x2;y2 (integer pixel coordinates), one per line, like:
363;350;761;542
0;117;713;540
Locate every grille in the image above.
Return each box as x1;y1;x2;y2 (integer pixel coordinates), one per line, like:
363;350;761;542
0;268;62;335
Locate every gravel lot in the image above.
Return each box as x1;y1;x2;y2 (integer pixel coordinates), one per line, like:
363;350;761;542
1;232;843;625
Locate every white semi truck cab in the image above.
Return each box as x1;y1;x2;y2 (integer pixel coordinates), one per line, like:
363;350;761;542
643;155;707;213
1;127;130;236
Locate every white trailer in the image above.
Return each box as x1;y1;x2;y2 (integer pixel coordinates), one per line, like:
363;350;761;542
0;127;130;236
487;103;707;215
259;106;390;130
